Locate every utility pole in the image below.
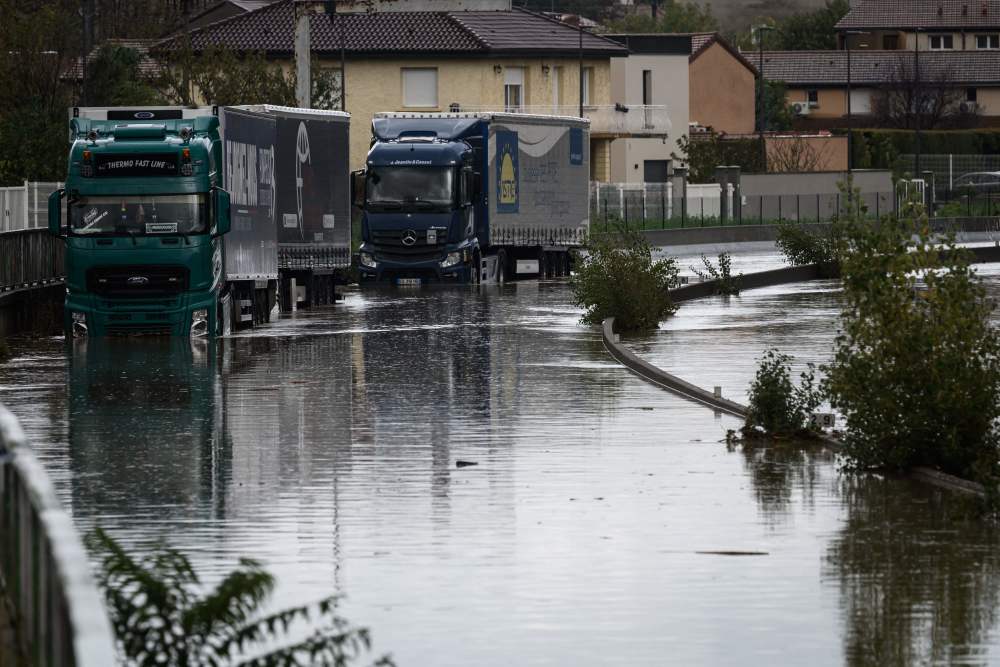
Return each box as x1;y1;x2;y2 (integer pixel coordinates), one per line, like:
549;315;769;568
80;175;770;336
81;0;95;105
295;2;314;108
914;28;922;178
844;30;869;172
756;25;773;172
578;14;584;119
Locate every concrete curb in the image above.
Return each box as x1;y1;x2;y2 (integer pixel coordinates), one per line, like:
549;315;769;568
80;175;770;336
599;265;994;500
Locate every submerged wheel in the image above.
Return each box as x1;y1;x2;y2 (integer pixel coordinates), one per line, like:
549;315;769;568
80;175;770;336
471;251;481;285
497;250;507;284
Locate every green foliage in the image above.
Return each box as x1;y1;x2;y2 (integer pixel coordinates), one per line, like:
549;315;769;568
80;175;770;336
88;44;163;107
87;528;394;667
775;221;844;266
604;1;718;33
849;129;1000;170
673;134;764;181
0;0;79;184
757;80;793;132
824;203;1000;485
742;349;823;439
693;252;741;295
731;0;850;51
572;226;679;332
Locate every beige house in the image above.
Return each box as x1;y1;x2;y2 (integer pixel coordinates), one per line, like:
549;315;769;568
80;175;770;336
762;49;1000;127
837;0;1000;51
688;33;757;135
163;1;670;181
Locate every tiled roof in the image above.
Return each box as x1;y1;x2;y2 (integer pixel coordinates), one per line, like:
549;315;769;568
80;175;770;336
760;49;1000;86
64;39;161;80
686;32;757;74
836;0;1000;30
158;1;626;56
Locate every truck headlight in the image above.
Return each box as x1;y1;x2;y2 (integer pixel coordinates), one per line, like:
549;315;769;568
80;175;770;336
359;252;376;269
71;312;87;337
440;252;462;268
190;308;208;337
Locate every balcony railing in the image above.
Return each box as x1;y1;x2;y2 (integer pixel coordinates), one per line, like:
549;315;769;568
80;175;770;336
453;105;671;137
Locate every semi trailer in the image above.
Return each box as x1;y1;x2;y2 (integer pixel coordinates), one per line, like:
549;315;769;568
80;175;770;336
48;105;351;337
353;112;590;284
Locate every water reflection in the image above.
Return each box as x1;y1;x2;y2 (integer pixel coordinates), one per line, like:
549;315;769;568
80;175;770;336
824;475;1000;667
729;439;836;524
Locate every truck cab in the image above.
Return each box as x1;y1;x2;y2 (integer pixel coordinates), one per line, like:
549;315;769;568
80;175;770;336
355;117;482;283
50;108;230;337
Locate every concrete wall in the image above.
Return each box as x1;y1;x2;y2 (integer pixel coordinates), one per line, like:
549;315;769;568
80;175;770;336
690;41;756;134
739;169;893;196
765;134;848;172
787;87;846;118
609;52;689;182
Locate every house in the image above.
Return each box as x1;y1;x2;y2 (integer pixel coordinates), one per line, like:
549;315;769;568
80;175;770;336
605;34;689;182
761;50;1000;127
836;0;1000;51
158;0;656;179
688;32;756;135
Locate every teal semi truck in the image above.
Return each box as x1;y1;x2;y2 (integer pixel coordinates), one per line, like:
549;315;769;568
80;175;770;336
48;105;351;337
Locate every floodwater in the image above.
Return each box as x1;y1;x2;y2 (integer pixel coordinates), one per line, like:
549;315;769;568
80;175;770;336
2;263;1000;666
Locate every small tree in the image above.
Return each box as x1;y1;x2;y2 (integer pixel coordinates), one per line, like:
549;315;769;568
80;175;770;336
88;529;394;667
742;349;823;439
572;227;679;332
692;252;741;295
88;44;163;107
824;202;1000;484
871;55;980;130
767;135;830;173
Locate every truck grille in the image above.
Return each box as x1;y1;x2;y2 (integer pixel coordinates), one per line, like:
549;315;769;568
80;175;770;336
106;323;174;336
87;265;189;297
371;229;446;263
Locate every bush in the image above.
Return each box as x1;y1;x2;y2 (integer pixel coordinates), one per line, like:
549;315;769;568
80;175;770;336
775;221;844;267
87;528;394;667
824;203;1000;484
693;252;741;295
741;349;823;439
572;227;679;332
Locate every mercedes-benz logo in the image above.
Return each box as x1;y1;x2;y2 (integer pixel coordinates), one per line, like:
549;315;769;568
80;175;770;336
401;230;418;246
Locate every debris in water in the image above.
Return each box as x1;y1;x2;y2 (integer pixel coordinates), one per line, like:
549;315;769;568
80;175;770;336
695;550;769;556
456;460;478;468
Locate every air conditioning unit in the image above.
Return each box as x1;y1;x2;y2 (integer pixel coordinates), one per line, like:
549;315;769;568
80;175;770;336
792;102;811;116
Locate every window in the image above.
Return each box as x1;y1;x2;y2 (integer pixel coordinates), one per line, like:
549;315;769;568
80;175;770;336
883;34;899;50
70;194;209;236
967;87;978;103
504;66;525;112
929;34;954;50
551;66;563;112
643;160;670;183
977;34;1000;49
401;68;438;108
807;89;819;107
581;66;594;106
642;69;652;105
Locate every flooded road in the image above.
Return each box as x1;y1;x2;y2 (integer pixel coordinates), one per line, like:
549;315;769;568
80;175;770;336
3;267;1000;666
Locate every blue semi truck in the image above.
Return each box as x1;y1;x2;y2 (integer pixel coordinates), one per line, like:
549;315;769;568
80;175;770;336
353;112;590;284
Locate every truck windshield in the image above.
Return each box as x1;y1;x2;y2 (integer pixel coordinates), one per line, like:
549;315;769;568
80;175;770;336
367;167;454;210
69;194;209;236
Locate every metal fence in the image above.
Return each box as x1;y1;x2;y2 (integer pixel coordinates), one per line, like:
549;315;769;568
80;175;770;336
898;154;1000;195
0;230;65;292
0;404;117;666
589;181;895;229
0;182;62;234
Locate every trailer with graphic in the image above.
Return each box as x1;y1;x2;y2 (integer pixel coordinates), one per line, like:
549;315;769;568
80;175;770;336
49;105;350;337
354;112;590;283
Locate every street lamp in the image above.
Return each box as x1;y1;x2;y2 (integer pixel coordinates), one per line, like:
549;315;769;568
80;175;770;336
913;28;922;177
756;25;775;171
844;30;870;171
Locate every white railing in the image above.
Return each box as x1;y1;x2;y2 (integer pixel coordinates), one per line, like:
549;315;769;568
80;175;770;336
590;181;722;222
0;182;63;234
0;404;117;666
454;105;671;137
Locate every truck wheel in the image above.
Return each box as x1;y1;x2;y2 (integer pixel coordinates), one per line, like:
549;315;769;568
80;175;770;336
497;250;507;284
471;251;481;285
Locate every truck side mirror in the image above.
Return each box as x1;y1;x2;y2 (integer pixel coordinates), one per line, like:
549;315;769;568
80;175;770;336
48;189;65;237
214;188;231;236
464;171;476;206
351;170;366;208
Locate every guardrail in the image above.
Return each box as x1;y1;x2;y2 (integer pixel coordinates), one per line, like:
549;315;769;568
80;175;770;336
0;404;117;666
1;182;62;233
0;230;65;294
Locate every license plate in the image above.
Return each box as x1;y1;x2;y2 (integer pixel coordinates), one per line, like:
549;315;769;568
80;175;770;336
397;278;422;286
